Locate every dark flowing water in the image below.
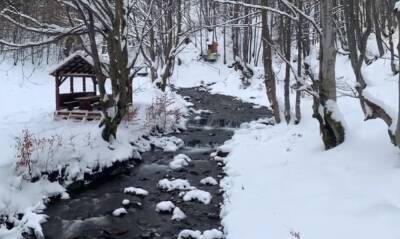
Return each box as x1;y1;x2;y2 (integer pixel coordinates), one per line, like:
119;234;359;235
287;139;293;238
40;87;271;239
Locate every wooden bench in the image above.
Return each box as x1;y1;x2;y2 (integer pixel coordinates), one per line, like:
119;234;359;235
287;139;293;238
63;101;79;110
86;111;103;121
69;111;88;121
54;110;103;121
54;111;70;120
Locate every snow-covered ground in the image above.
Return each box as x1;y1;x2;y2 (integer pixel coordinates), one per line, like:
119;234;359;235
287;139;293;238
1;35;400;239
171;38;400;238
0;61;189;238
220;106;400;239
172;43;267;106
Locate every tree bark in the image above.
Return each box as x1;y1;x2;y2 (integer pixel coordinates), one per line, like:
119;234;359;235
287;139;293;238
372;3;385;57
284;17;291;124
261;4;281;124
313;0;345;149
295;0;303;124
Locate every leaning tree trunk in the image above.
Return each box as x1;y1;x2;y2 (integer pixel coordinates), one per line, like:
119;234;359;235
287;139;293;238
313;0;345;150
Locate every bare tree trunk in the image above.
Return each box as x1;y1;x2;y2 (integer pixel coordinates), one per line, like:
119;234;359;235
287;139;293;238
295;0;303;124
388;2;397;74
372;2;384;57
345;0;397;146
284;17;291;124
261;4;280;124
313;0;345;149
223;2;227;64
101;0;130;141
395;13;400;145
232;3;240;59
242;0;250;64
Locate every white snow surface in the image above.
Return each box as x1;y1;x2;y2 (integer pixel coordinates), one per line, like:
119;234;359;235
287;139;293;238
158;178;194;191
2;35;400;239
122;199;130;206
202;229;224;239
155;201;175;213
182;189;212;205
169;154;192;170
112;208;127;217
173;41;400;239
200;177;218;186
123;187;149;196
177;229;224;239
395;1;400;11
211;51;400;238
151;136;185;152
0;61;188;238
178;229;202;239
171;207;187;221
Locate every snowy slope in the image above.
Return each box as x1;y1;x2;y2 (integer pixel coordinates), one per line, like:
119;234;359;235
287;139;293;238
0;61;188;238
220;102;400;239
200;47;400;238
171;38;400;239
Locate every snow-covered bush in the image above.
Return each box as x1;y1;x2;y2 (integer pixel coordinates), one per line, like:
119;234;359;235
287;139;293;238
145;93;184;133
14;130;63;180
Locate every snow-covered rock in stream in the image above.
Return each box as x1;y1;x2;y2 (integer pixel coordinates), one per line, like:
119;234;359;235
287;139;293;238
123;187;149;196
169;154;192;170
202;229;224;239
112;208;127;217
122;199;130;206
158;178;194;191
150;136;184;152
200;177;218;186
177;229;223;239
182;189;212;204
178;229;202;239
171;207;186;221
155;201;175;213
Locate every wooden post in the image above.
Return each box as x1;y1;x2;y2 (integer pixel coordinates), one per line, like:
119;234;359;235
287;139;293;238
70;76;74;93
92;76;97;95
55;76;61;110
83;76;86;92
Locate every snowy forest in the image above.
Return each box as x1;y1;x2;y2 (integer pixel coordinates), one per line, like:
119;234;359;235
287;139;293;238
1;0;400;238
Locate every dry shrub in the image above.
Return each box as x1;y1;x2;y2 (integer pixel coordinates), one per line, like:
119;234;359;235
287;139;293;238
123;104;139;125
15;130;34;177
145;94;183;133
15;129;63;180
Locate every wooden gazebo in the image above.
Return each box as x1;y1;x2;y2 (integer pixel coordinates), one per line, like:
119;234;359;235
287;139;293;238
50;51;103;121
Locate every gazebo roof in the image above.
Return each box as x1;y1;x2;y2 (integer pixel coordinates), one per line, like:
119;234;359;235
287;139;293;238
50;51;97;77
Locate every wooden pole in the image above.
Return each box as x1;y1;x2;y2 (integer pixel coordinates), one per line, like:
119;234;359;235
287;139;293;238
83;76;86;92
92;76;97;95
70;76;74;93
55;76;61;110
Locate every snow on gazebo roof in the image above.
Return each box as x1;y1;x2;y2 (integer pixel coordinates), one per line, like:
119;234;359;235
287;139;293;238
49;51;97;77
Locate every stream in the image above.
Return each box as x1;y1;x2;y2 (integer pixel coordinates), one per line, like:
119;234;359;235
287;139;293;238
40;86;271;239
